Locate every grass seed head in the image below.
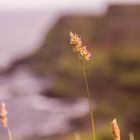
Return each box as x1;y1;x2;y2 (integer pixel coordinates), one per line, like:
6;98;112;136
0;102;8;127
70;32;91;61
111;118;120;140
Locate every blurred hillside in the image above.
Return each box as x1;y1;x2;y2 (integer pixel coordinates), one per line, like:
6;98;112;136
27;4;140;139
7;4;140;140
29;4;140;92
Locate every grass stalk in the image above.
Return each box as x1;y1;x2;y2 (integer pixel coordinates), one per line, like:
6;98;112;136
74;132;82;140
129;132;135;140
80;60;96;140
7;125;13;140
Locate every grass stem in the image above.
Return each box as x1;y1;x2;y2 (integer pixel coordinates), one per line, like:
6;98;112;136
129;132;135;140
7;125;13;140
80;60;96;140
74;132;81;140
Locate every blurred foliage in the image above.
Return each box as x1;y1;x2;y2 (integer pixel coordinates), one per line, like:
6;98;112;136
27;4;140;139
32;130;112;140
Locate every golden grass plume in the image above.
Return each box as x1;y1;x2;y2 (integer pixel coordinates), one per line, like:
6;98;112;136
70;32;91;61
0;102;8;127
111;118;121;140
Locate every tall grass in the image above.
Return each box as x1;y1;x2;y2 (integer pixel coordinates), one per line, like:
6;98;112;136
70;32;96;140
0;102;13;140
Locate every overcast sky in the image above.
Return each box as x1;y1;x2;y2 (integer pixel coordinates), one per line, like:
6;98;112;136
0;0;140;12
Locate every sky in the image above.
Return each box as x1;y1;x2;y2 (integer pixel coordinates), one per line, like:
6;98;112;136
0;0;140;12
